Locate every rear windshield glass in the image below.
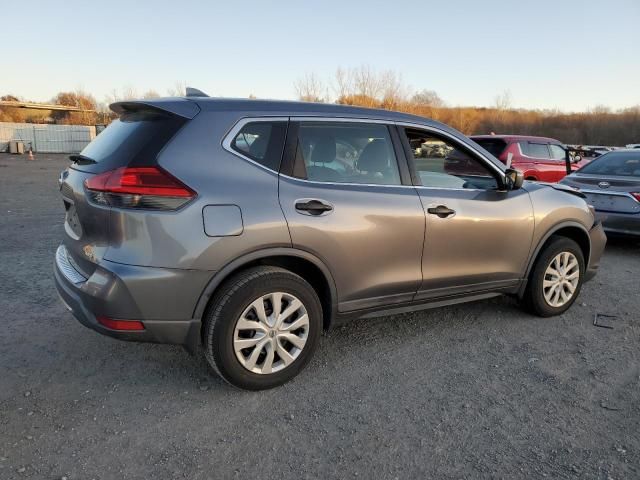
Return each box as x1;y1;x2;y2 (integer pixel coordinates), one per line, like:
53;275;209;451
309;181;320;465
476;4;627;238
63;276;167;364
577;151;640;177
73;111;185;173
471;138;507;157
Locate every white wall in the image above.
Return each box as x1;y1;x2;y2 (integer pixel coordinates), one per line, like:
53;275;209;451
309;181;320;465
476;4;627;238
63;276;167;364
0;122;96;153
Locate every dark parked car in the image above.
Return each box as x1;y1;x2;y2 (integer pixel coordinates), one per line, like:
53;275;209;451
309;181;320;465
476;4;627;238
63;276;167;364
55;94;606;389
561;149;640;236
471;135;586;182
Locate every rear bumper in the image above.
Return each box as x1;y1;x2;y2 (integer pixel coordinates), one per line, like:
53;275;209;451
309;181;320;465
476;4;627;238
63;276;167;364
585;221;607;282
596;211;640;237
54;245;210;348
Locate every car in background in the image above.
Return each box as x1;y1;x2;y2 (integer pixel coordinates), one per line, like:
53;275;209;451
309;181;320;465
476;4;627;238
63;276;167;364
471;135;585;182
626;144;640;149
561;149;640;236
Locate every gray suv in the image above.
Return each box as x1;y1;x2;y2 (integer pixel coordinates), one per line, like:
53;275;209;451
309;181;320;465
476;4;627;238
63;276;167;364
55;92;606;390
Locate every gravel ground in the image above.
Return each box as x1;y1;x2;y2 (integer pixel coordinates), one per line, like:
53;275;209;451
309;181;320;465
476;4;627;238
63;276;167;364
0;153;638;480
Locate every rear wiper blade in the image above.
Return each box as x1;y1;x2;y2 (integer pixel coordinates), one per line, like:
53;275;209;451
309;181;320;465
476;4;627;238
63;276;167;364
69;154;96;165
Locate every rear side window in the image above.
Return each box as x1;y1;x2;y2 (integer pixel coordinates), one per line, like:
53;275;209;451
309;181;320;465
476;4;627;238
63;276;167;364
472;138;507;158
292;122;401;185
520;142;550;159
231;121;287;172
74;111;186;173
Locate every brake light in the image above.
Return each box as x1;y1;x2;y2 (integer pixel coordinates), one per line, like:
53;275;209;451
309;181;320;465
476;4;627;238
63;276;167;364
84;166;195;210
631;192;640;202
97;316;145;331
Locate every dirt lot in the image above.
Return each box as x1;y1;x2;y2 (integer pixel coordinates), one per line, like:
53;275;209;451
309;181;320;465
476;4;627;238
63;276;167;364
0;153;638;479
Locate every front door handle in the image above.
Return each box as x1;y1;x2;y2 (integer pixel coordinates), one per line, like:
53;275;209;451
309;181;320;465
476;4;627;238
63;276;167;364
427;205;456;218
295;199;333;216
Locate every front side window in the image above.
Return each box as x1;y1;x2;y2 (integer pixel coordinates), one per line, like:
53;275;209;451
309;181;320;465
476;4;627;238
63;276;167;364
403;128;499;190
231;121;287;171
520;142;551;159
549;144;567;161
293;122;401;185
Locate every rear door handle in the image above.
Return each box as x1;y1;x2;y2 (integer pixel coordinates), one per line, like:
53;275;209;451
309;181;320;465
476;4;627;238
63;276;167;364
295;199;333;216
427;205;456;218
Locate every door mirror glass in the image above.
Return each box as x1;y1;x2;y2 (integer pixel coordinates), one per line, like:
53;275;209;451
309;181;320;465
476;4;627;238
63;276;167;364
504;168;524;190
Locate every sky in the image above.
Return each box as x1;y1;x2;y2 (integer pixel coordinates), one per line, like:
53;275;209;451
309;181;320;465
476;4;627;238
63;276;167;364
2;0;639;112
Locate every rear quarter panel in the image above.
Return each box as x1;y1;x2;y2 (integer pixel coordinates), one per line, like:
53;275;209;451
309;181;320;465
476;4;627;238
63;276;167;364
103;111;291;270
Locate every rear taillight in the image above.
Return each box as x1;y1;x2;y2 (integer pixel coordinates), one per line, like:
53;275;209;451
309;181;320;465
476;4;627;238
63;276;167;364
84;166;196;210
631;192;640;203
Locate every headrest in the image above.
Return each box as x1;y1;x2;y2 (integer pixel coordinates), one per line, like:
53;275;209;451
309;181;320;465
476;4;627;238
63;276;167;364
310;135;336;164
249;136;268;158
357;139;389;173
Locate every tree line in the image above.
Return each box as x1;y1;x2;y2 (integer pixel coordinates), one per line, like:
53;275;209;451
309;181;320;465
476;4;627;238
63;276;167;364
294;67;640;146
1;70;638;145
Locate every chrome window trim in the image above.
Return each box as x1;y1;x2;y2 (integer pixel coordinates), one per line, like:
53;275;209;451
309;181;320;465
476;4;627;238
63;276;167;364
221;116;289;175
278;173;416;190
223;115;508;192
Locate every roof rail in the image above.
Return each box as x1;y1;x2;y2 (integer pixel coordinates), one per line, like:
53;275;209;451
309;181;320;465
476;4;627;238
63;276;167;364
185;87;209;97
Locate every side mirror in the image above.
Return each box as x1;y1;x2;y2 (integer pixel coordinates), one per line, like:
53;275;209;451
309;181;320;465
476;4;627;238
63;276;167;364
504;168;524;190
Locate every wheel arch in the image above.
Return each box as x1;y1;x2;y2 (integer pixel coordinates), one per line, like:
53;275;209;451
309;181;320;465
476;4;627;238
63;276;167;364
193;248;338;332
519;221;591;297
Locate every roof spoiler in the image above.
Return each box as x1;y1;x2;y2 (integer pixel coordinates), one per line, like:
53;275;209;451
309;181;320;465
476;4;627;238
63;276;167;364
110;98;200;119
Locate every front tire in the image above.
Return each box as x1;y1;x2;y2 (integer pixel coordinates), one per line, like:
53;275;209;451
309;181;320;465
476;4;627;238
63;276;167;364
523;236;585;317
203;266;322;390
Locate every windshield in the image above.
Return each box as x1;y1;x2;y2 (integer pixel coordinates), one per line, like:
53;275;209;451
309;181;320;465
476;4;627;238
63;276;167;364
577;151;640;177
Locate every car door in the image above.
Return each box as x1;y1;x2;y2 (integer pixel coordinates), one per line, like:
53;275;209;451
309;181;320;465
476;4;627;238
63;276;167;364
278;119;425;313
520;141;558;181
398;125;534;300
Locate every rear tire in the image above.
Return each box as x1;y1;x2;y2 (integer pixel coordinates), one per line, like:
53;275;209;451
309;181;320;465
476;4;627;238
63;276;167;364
522;236;585;317
203;266;322;390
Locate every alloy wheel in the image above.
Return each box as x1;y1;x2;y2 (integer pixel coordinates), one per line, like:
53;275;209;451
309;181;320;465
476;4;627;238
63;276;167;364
542;252;580;308
233;292;309;374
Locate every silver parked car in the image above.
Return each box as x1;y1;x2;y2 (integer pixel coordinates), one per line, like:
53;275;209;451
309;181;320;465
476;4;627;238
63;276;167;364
55;92;606;390
561;149;640;236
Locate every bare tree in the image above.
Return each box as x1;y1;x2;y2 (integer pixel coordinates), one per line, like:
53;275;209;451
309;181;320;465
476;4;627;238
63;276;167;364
294;73;326;103
494;90;513;110
411;89;445;108
167;81;186;97
142;89;161;99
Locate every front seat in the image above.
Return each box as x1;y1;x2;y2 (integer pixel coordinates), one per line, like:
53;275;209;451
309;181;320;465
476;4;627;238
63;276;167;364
306;135;341;182
356;139;395;183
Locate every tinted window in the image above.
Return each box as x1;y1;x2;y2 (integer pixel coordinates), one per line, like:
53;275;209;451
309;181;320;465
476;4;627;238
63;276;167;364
578;151;640;177
75;111;186;173
520;142;550;159
231;121;287;171
472;138;507;157
404;129;498;190
549;144;566;160
294;122;401;185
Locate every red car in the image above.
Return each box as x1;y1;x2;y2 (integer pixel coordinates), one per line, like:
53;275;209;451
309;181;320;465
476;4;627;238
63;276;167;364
470;135;584;183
